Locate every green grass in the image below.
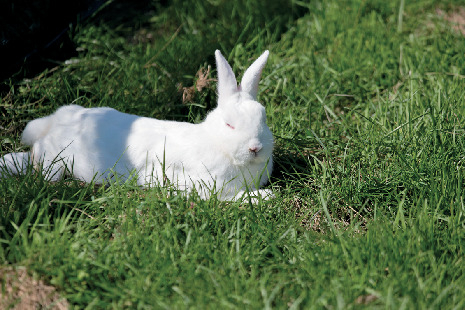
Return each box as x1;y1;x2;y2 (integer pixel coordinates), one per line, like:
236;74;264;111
1;0;465;308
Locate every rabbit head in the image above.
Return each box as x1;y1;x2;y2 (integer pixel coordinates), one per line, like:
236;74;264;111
204;50;273;167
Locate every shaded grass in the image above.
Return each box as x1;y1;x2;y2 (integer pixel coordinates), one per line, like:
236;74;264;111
1;0;465;308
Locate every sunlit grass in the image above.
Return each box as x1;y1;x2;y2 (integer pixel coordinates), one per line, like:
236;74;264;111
1;0;465;308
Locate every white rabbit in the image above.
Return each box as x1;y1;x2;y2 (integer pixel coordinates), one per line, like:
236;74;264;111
0;50;274;201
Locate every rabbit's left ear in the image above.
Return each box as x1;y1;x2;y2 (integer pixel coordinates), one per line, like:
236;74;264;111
240;50;269;100
215;50;238;99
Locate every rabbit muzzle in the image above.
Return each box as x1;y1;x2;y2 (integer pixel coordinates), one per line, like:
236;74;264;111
248;145;262;156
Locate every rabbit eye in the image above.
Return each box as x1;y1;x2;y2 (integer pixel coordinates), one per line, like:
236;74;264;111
226;123;235;130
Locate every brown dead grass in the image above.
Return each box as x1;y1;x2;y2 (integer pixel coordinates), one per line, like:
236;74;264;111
354;294;379;305
0;267;69;310
179;65;215;104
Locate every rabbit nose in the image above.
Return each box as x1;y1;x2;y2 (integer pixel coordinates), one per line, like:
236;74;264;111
249;146;262;154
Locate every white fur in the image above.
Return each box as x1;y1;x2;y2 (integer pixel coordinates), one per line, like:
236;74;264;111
0;152;30;177
0;50;274;201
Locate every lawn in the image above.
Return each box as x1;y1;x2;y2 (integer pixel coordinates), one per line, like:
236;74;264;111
1;0;465;308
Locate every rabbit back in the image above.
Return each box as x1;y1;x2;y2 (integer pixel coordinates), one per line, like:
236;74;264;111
24;105;223;189
25;105;177;182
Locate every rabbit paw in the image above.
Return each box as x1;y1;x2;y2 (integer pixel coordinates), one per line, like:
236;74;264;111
235;188;274;203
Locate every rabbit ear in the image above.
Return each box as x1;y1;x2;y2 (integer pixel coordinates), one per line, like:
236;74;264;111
239;50;269;100
215;50;238;99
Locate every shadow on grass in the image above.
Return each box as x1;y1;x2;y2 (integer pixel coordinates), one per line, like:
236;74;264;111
0;0;168;84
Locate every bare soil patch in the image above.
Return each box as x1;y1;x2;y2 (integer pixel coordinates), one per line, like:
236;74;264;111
437;6;465;36
0;267;68;310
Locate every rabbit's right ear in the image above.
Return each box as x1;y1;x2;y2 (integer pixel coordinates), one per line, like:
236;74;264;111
215;50;238;100
240;50;269;100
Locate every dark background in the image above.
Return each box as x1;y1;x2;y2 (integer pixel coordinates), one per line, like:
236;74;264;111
0;0;169;81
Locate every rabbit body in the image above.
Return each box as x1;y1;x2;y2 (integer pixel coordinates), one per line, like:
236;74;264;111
1;50;274;201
